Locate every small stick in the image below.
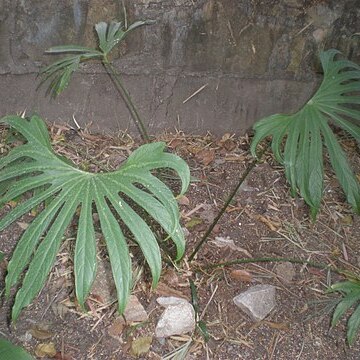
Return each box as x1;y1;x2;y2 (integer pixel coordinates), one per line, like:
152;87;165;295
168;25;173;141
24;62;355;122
72;114;81;130
183;84;208;104
296;22;313;36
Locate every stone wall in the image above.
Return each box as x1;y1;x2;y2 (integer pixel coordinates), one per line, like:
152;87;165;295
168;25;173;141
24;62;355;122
0;0;359;135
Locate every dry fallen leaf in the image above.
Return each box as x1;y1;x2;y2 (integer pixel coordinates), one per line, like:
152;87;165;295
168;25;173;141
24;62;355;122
168;138;183;149
130;336;153;357
51;302;69;319
108;317;126;339
213;224;221;234
224;154;247;162
221;137;237;152
185;217;203;229
35;342;57;358
331;247;341;257
340;214;353;225
308;268;325;276
254;214;281;231
195;149;215;166
187;145;202;155
162;268;180;287
7;200;18;208
177;195;190;206
29;325;53;340
155;282;187;299
230;269;252;283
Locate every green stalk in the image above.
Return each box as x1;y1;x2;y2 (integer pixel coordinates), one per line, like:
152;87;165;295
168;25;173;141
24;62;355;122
188;143;269;262
103;60;150;142
199;256;346;276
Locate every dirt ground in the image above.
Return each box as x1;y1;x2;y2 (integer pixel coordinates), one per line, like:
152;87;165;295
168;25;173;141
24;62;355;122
1;124;360;359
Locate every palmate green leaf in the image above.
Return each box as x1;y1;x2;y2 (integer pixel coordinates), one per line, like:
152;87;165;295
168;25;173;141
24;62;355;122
40;20;154;98
0;338;34;360
40;49;101;97
45;45;103;54
329;280;360;345
348;304;360;345
0;115;190;320
95;20;155;55
251;49;360;219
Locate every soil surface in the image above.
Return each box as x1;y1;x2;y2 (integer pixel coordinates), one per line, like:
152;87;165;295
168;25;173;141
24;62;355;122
0;124;360;359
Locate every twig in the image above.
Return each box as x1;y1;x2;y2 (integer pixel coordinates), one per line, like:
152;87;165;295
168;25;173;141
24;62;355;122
183;84;208;104
188;143;269;261
197;256;348;276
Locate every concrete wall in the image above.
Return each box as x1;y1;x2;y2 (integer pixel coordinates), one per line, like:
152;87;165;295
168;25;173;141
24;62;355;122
0;0;359;135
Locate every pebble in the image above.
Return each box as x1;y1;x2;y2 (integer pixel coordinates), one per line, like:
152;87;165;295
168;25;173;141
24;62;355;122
233;285;276;321
124;295;148;323
155;296;195;338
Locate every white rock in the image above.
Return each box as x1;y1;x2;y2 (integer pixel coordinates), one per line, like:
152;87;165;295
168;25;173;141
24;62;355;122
156;296;188;307
233;285;276;321
155;296;195;338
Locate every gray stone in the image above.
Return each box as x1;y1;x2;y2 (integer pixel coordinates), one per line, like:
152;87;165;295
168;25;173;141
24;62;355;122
156;296;189;307
155;296;195;338
90;258;116;304
124;295;148;323
233;285;276;322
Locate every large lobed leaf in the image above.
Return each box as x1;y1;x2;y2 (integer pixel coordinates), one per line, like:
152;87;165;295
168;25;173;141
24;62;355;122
0;115;190;321
251;49;360;219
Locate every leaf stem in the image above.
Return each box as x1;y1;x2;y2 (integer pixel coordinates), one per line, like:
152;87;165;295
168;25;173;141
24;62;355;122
197;256;346;276
188;143;269;262
103;60;150;142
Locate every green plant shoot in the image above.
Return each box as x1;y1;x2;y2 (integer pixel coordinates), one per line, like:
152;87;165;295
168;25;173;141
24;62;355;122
40;19;155;141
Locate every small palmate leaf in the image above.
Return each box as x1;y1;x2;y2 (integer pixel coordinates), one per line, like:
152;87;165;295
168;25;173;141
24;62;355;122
45;45;103;54
331;292;360;327
0;115;189;321
347;304;360;345
95;20;155;55
251;49;360;218
40;48;102;97
41;19;154;98
329;280;360;345
0;338;34;360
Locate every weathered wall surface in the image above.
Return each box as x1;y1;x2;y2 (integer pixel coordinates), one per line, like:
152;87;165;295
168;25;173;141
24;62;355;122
0;0;359;134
